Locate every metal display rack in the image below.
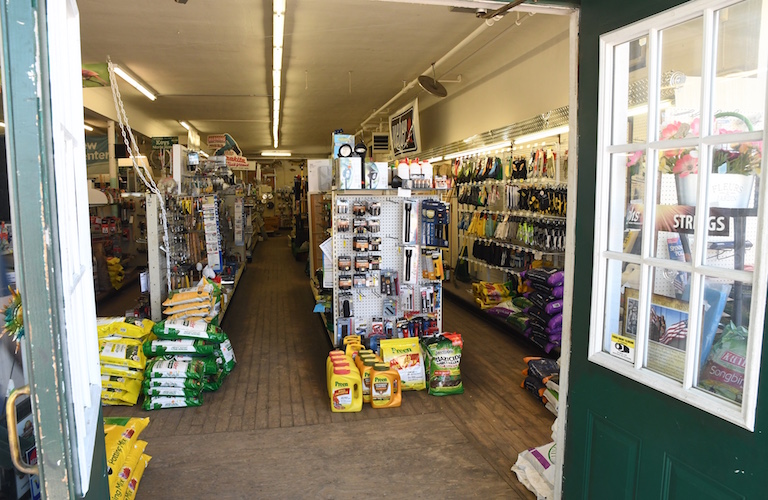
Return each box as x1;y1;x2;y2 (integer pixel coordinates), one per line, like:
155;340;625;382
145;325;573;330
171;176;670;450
330;189;446;347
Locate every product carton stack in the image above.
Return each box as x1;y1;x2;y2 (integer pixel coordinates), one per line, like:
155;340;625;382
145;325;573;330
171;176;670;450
97;317;155;406
140;319;236;410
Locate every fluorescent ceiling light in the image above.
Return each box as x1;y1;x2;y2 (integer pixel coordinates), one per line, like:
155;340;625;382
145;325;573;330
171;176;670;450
273;14;285;44
199;151;209;158
513;125;569;145
261;150;291;157
0;122;5;128
444;141;511;160
84;124;94;132
274;0;286;14
114;65;157;101
427;156;443;163
179;121;191;131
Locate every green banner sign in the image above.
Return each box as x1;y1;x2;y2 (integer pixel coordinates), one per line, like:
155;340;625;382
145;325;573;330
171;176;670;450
85;135;109;165
152;136;179;150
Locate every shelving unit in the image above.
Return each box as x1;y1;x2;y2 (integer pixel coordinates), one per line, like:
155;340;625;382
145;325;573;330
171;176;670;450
329;189;448;347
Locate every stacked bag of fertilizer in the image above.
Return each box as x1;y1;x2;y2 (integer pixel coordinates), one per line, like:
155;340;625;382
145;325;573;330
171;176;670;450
161;278;221;324
107;257;125;290
521;356;560;416
98;317;155;406
104;417;152;500
512;418;558;500
141;319;236;410
472;281;516;310
520;268;564;353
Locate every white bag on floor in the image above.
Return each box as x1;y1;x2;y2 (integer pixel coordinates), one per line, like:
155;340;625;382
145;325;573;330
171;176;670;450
511;441;556;500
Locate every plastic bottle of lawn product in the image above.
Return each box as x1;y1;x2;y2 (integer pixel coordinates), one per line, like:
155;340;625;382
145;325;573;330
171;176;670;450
327;350;353;397
345;342;364;359
329;365;362;412
370;362;401;408
357;357;378;403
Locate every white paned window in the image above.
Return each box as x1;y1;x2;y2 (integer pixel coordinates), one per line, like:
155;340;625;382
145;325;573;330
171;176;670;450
590;0;768;430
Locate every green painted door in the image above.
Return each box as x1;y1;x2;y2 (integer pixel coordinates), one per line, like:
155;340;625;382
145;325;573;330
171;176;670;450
565;0;768;498
0;0;108;498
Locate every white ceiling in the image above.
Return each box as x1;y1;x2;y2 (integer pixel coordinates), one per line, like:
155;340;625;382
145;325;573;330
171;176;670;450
78;0;571;156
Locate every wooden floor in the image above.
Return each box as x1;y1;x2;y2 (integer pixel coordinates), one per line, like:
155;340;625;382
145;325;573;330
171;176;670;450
103;236;555;499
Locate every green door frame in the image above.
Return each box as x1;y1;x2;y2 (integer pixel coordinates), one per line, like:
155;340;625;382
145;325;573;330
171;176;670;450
0;0;108;498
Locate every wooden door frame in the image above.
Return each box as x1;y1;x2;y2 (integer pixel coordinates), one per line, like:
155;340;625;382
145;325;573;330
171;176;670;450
0;0;108;497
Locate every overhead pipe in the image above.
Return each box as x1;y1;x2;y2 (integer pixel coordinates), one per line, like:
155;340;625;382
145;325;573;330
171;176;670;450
359;21;493;130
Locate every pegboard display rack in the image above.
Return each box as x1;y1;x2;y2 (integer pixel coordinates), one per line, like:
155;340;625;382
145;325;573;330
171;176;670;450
330;189;447;347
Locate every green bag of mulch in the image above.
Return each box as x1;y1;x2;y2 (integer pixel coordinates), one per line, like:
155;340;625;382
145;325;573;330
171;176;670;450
202;369;227;392
215;338;237;373
699;322;748;404
143;385;202;398
142;395;203;410
512;296;533;310
142;339;215;357
143;377;203;391
507;312;530;332
160;355;219;375
152;319;228;343
145;358;206;380
422;333;464;396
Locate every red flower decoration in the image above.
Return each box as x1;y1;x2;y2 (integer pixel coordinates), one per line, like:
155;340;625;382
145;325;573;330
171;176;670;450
673;154;698;177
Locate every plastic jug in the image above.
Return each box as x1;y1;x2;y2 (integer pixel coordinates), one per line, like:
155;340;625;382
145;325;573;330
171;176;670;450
343;335;362;346
357;357;378;403
370;362;401;408
329;365;363;412
345;342;364;359
327;351;354;397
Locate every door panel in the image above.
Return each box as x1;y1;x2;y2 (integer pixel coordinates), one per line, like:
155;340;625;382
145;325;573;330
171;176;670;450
584;412;640;500
662;456;745;500
568;0;768;497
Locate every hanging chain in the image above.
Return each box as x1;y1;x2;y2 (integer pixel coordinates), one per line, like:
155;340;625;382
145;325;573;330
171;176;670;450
107;57;172;291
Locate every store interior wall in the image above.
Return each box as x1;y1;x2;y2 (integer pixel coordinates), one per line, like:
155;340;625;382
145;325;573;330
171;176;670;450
83;88;175;139
419;14;570;151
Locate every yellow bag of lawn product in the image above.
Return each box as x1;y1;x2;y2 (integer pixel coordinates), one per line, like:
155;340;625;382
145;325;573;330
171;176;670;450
99;336;146;349
110;439;146;499
111;316;154;339
101;388;141;406
380;338;426;391
104;417;149;491
162;288;210;307
101;375;143;393
167;307;210;321
101;363;145;381
100;341;147;370
97;317;155;339
122;453;151;500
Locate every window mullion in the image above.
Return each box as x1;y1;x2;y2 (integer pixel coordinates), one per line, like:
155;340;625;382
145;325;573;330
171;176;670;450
635;27;662;370
682;8;718;391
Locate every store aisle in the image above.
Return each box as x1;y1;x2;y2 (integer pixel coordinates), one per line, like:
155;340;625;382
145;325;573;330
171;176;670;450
104;236;554;498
